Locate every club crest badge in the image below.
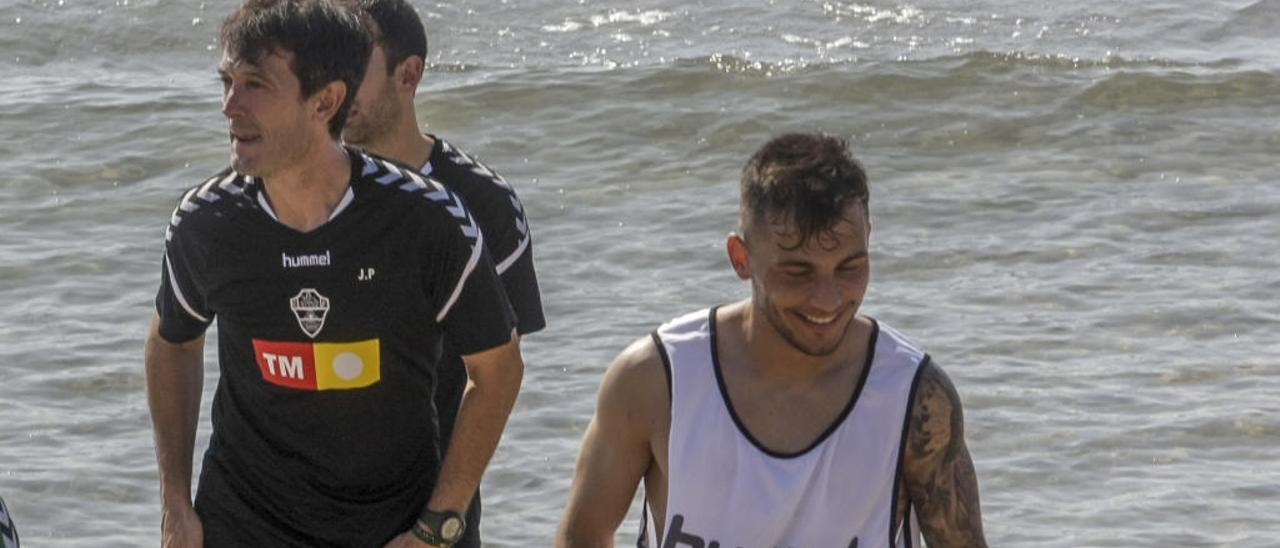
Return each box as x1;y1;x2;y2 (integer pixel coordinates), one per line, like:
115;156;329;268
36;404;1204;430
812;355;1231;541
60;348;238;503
290;288;330;338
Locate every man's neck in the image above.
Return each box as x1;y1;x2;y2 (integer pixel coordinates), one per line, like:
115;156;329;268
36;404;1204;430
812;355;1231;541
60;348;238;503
370;116;434;170
261;138;352;233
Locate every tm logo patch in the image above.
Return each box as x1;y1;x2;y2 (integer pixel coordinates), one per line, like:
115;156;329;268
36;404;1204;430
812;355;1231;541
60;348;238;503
252;338;381;391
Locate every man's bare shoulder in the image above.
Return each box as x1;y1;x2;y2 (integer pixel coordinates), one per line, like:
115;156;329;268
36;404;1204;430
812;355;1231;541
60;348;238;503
591;333;672;442
600;334;668;406
908;360;964;457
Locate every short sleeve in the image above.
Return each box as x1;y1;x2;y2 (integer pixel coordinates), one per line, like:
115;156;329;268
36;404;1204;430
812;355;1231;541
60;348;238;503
498;236;545;336
155;201;214;343
458;173;545;337
421;189;517;356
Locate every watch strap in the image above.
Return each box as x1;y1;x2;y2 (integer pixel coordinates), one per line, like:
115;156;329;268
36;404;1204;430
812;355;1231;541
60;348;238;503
416;508;465;545
411;520;450;547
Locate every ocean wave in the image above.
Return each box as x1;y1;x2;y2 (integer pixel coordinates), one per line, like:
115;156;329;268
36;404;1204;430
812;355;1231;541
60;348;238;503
1072;69;1280;109
1203;0;1280;40
669;49;1243;76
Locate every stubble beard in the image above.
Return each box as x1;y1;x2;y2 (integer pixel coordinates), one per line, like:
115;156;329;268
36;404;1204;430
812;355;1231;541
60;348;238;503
344;85;400;151
231;112;313;179
230;145;266;177
758;292;856;357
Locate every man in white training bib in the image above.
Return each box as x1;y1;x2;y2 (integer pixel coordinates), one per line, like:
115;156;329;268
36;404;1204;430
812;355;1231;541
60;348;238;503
557;133;987;548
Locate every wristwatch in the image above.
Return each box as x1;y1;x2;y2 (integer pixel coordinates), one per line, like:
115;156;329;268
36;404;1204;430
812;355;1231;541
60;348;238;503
413;508;466;547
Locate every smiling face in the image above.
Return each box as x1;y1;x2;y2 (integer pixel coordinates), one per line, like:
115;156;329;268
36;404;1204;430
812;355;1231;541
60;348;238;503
218;48;316;178
732;200;871;357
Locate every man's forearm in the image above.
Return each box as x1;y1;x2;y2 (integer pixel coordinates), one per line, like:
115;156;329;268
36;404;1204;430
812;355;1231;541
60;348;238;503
144;320;205;509
427;342;523;513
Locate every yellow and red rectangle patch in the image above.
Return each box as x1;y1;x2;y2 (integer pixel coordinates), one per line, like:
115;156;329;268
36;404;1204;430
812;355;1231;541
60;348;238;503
251;338;381;390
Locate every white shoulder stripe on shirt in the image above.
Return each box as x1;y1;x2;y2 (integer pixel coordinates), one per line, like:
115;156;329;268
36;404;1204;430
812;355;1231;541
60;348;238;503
435;228;485;323
432;142;532;275
494;231;529;274
361;154;486;323
164;251;209;324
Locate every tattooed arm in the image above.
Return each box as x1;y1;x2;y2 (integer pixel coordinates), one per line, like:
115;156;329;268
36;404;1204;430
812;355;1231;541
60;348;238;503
902;360;987;547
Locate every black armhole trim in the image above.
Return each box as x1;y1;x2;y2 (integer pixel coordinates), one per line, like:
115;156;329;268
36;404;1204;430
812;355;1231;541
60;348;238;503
650;331;674;407
889;353;932;547
711;313;879;459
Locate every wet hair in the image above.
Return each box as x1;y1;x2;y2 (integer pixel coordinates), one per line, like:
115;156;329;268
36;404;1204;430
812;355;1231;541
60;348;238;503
740;133;869;249
346;0;428;75
220;0;372;137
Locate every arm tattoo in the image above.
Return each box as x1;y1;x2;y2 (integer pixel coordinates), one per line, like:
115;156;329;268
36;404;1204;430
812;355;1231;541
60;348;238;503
902;361;987;547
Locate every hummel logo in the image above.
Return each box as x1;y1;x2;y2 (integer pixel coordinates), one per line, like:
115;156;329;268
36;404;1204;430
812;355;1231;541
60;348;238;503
282;251;331;269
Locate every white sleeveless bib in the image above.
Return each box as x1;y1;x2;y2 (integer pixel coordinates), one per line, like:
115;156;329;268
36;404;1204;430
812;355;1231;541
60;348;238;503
647;307;927;548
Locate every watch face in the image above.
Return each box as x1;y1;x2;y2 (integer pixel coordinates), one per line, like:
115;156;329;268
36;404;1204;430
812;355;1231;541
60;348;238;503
441;516;464;541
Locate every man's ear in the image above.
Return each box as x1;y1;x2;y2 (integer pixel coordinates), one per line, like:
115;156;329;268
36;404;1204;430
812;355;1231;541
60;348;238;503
312;80;347;126
727;233;752;280
396;55;425;95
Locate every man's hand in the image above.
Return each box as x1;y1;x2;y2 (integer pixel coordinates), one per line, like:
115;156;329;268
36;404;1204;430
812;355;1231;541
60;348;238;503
160;504;203;548
381;529;431;548
146;313;207;548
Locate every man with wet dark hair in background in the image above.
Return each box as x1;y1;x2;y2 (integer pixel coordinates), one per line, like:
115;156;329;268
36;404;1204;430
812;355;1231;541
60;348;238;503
145;0;524;546
557;133;987;547
341;1;546;547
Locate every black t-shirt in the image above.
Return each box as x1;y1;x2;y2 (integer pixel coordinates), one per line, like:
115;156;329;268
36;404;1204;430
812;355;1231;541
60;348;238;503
425;135;544;340
422;136;545;445
422;136;545;547
155;148;516;545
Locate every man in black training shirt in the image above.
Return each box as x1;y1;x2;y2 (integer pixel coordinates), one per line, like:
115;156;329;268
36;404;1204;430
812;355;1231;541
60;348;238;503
341;1;546;545
144;1;524;546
